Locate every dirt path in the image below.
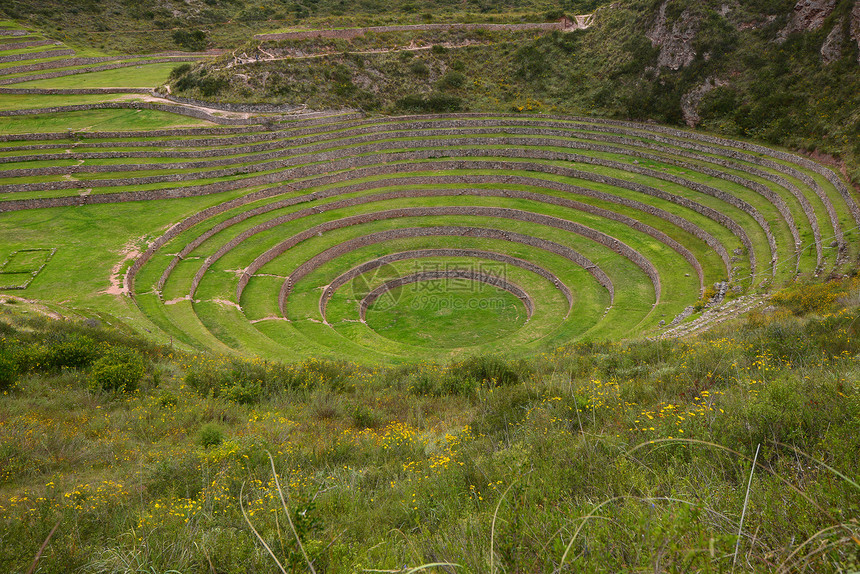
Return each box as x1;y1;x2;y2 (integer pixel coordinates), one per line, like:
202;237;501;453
102;242;142;296
226;39;495;68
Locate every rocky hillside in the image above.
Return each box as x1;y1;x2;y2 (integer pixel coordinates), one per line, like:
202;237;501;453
168;0;860;184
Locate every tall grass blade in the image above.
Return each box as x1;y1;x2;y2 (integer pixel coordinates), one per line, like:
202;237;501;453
733;443;760;571
404;563;461;573
240;481;288;574
268;452;318;574
490;479;520;574
556;496;625;572
25;519;60;574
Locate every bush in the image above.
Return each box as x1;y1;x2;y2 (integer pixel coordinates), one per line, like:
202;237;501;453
199;423;224;448
438;70;466;89
43;334;101;370
158;391;177;408
168;63;193;81
185;362;228;397
409;60;429;77
351;403;380;429
771;279;854;315
172;29;207;51
89;348;146;393
450;355;525;388
223;379;263;405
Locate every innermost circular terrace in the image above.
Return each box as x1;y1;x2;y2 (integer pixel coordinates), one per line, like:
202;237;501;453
364;278;530;349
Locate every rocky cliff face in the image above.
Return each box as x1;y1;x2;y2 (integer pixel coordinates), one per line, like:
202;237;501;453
681;77;726;127
646;0;700;70
778;0;838;40
817;1;860;64
852;1;860;63
820;15;845;63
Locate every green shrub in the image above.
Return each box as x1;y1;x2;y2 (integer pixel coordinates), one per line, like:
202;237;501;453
89;348;146;393
199;423;224;448
395;93;463;113
450;355;525;388
172;29;207;51
158;391;178;408
223;379;263;405
771;278;857;315
43;334;101;370
425;93;462;112
184;362;228;397
438;70;466;89
409;60;429;76
351;403;380;429
168;63;193;80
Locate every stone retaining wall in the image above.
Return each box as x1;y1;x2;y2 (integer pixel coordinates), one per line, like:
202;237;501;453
162;175;720;301
160;93;307;113
0;101;262;125
0;142;778;254
273;227;612;318
6;157;753;281
187;186;702;302
0;115;820;267
0;48;73;64
236;205;661;305
0;57;199;85
0;30;29;37
55;112;854;263
0;40;56;51
612;118;860;228
0;57;129;76
0;131;787;272
126;170;743;300
0;87;152;95
552;114;854;259
0;112;363;143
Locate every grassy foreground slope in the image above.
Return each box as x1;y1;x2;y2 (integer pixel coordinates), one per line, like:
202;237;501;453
0;279;859;572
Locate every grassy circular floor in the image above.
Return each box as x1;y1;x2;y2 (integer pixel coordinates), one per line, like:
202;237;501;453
365;279;528;348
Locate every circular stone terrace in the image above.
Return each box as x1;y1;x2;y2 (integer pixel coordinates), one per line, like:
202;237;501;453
1;111;857;362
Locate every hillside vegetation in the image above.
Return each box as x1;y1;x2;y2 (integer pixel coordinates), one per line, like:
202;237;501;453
0;0;608;54
0;279;859;572
169;0;860;184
